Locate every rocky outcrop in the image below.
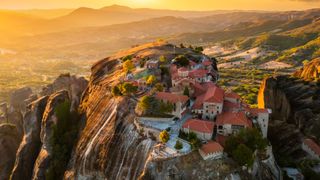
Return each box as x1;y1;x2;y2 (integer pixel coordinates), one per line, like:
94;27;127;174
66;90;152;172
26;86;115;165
9;87;33;114
0;124;21;180
40;73;88;111
293;58;320;80
10;96;48;180
141;152;241;180
31;90;70;180
258;74;320;160
4;74;88;180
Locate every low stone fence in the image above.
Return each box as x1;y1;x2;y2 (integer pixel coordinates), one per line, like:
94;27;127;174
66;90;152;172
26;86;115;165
138;116;175;123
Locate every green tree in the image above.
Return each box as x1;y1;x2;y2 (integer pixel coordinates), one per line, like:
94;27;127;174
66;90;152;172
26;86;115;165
122;54;133;62
194;46;204;52
175;55;189;67
159;130;170;143
174;140;183;150
160;65;169;76
123;60;135;73
232;144;254;166
159;101;173;114
180;43;185;48
154;83;164;92
183;87;190;97
137;95;154;114
111;85;122;96
120;82;138;95
159;55;167;64
146;75;157;85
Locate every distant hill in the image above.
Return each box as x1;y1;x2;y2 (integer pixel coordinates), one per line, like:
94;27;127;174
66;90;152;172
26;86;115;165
16;8;74;19
12;5;237;34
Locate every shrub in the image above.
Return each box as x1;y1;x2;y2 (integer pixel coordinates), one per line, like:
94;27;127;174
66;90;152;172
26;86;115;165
122;55;133;62
120;82;138;95
146;75;157;85
159;130;170;143
153;83;164;92
175;55;189;67
111;86;122;96
159;55;167;64
174;140;183;150
123;60;135;73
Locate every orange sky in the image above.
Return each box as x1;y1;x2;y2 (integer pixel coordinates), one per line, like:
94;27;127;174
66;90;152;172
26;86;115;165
0;0;319;10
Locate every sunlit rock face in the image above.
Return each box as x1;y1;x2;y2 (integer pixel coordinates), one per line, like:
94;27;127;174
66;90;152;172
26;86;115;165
293;58;320;80
65;59;154;180
258;67;320;159
39;73;88;112
7;74;88;180
10;96;48;180
0;124;21;180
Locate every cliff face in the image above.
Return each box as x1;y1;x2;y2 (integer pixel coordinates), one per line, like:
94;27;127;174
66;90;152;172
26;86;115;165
258;58;320;160
0;124;21;180
65;59;154;179
293;58;320;80
0;74;88;180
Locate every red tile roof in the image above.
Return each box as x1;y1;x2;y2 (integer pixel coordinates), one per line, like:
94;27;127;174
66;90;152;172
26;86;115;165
248;108;269;116
202;60;213;66
225;91;241;99
216;111;252;127
155;92;189;104
223;101;240;111
304;139;320;156
182;119;214;133
192;83;224;109
200;141;223;155
188;69;208;78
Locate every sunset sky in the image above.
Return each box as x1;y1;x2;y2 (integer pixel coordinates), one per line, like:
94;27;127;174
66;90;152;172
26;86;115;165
0;0;319;10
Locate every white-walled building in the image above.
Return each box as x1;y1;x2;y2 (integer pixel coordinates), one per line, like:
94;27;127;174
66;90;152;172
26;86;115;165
248;108;271;138
199;141;224;160
155;92;189;118
182;119;214;140
216;111;252;136
192;82;224;120
302;138;320;160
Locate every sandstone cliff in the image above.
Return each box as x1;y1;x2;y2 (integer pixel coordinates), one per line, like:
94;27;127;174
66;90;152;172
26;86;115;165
293;58;320;80
0;74;87;180
258;58;320;163
0;124;21;180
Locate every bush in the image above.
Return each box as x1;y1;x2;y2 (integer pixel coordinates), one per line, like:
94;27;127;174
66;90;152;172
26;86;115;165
146;75;157;85
159;130;170;143
174;140;183;150
120;82;138;95
159;55;167;64
175;55;189;67
45;100;80;180
122;55;133;62
153;83;164;92
123;60;135;73
111;86;122;96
